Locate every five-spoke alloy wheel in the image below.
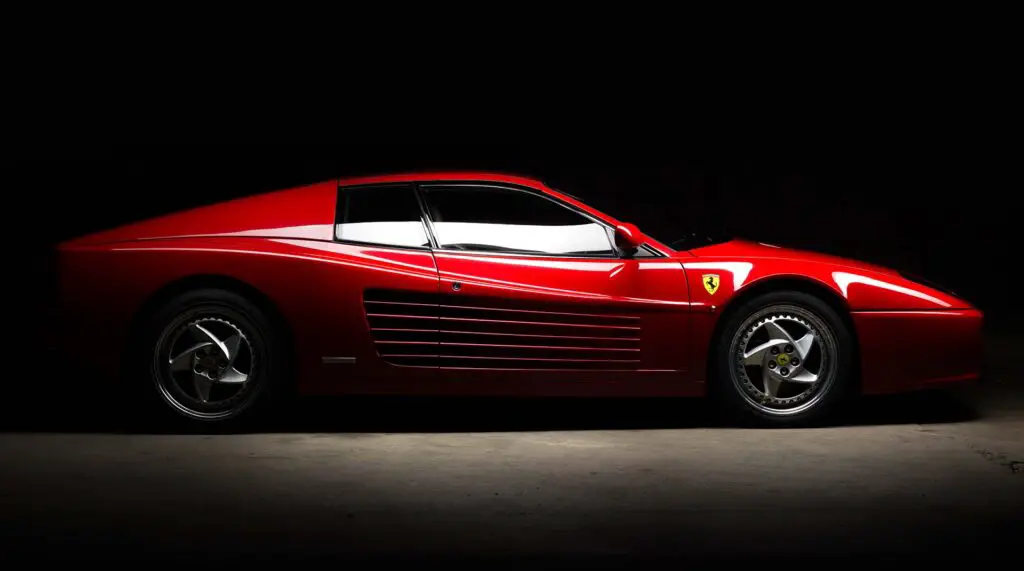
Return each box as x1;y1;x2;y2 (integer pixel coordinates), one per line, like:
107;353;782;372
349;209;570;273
140;288;282;427
716;291;854;426
156;316;256;420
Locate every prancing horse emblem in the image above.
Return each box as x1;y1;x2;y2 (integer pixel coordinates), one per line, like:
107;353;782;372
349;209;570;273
703;274;720;295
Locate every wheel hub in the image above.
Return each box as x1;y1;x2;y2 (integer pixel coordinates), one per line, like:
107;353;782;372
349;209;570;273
194;352;225;377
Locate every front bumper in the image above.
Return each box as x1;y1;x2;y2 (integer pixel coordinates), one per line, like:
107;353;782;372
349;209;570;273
852;309;984;395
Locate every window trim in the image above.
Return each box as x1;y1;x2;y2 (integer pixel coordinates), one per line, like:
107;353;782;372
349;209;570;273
333;182;434;251
416;182;665;259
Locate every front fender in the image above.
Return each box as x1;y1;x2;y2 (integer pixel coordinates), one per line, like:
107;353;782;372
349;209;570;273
680;259;979;395
683;260;971;312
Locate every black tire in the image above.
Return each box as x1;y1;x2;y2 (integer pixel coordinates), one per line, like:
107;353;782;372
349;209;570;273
713;290;855;427
133;288;286;431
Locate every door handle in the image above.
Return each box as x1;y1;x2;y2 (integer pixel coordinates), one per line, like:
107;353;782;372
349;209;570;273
451;282;462;292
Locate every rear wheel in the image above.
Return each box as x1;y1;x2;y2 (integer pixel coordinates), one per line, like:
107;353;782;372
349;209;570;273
715;291;854;426
138;289;283;429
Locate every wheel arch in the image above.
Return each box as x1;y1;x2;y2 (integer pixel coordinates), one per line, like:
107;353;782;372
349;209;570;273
706;275;861;389
125;273;296;374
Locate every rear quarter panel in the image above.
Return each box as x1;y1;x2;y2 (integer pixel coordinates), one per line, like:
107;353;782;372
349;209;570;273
58;237;441;393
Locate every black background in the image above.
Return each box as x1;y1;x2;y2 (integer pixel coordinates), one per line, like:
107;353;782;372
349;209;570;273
1;12;1020;563
4;142;1019;330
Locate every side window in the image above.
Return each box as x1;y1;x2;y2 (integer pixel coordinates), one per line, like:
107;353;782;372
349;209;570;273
633;246;656;257
335;184;430;248
422;185;616;256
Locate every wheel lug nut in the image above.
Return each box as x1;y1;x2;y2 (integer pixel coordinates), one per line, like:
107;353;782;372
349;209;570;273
784;344;794;353
780;367;790;376
770;347;780;355
767;361;776;369
790;358;800;366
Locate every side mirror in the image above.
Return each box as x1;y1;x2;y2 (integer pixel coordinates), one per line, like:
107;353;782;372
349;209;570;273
614;223;645;254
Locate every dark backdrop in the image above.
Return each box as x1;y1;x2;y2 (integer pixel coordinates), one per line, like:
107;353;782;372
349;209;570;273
4;143;1019;331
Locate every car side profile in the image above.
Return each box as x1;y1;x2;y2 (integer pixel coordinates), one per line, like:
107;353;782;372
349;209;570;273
56;172;983;427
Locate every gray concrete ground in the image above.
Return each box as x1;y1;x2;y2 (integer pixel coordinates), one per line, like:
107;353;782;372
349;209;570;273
1;338;1021;565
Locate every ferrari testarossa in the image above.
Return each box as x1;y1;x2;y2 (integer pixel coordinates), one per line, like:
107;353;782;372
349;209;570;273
57;172;983;427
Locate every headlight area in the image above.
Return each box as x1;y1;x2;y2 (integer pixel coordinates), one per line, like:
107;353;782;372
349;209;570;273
898;271;960;298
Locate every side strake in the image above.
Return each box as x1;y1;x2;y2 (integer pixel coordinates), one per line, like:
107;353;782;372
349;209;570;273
364;289;643;371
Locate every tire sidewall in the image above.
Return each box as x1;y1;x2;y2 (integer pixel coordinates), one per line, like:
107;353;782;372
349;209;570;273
715;291;855;427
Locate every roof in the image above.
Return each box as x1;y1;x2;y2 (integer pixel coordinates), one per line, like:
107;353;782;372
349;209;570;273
336;171;548;189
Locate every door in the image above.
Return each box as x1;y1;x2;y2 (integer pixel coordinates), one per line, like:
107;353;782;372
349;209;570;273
315;182;440;393
419;183;691;389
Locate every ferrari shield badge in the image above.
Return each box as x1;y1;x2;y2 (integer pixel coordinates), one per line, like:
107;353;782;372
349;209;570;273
702;274;720;295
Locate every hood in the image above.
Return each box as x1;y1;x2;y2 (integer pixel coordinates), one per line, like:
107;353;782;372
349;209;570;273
685;239;899;276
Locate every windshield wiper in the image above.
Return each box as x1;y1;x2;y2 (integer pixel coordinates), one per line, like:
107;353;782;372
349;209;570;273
669;232;733;251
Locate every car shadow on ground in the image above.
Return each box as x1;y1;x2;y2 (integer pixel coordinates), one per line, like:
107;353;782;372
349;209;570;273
0;367;985;434
268;389;983;434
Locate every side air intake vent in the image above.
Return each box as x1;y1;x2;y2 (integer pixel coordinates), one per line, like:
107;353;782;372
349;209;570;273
363;289;641;370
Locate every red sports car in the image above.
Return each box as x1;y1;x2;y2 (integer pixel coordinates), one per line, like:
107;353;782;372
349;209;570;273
57;172;983;427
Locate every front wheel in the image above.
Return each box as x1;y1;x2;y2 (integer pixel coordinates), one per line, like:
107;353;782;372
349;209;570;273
715;291;855;426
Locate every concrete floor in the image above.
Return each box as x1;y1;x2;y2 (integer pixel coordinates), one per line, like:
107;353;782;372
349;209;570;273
1;343;1021;565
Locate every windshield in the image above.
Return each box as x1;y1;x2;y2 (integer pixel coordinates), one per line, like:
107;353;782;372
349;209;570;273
548;185;733;252
662;229;735;251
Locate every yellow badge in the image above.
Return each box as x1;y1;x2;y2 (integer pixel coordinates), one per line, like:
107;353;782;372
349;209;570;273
702;274;720;295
